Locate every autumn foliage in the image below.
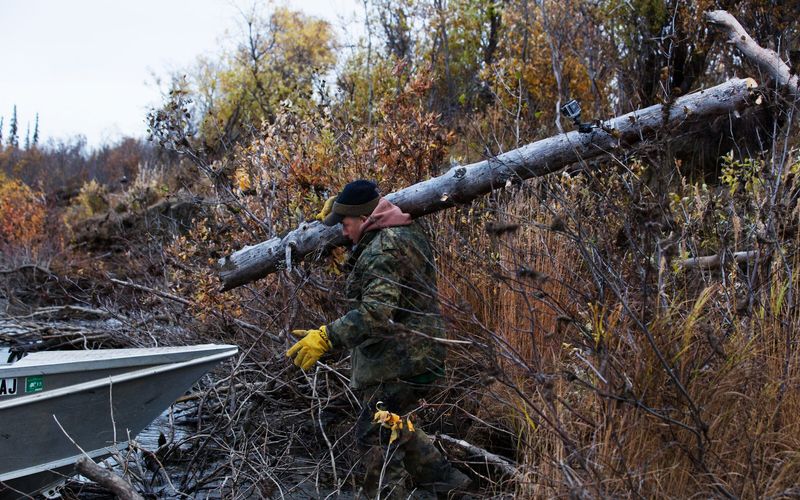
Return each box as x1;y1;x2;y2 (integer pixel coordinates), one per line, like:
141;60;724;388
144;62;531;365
4;0;800;497
0;173;46;251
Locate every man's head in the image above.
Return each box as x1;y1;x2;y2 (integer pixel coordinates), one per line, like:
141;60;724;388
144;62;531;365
323;180;381;242
341;215;368;242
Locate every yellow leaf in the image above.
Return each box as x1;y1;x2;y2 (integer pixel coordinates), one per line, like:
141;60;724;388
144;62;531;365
235;168;251;192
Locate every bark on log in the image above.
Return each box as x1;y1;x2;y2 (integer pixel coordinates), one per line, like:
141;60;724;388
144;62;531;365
705;10;799;96
75;457;145;500
218;77;759;291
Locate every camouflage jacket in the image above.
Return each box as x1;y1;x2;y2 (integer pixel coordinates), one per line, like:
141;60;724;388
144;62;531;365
326;221;446;389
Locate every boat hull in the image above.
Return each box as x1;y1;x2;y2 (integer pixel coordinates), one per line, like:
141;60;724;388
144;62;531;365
0;345;237;499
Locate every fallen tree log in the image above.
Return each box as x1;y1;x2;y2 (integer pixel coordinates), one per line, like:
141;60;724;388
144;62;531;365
218;77;759;291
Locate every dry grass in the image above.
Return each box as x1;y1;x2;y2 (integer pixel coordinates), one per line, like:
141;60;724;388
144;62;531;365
418;149;800;497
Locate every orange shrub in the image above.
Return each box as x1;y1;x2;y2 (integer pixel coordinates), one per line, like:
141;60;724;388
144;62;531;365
0;175;46;249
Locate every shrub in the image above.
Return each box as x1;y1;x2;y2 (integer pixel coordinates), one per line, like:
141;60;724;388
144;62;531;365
76;179;109;215
0;173;46;251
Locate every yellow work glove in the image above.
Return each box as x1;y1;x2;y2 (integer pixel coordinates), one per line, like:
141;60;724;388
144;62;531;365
286;325;332;370
315;195;337;221
373;402;415;444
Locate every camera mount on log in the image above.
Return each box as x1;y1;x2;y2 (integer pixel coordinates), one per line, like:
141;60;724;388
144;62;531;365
560;99;595;133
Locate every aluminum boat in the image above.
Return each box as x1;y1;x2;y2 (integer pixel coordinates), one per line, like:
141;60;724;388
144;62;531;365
0;344;238;499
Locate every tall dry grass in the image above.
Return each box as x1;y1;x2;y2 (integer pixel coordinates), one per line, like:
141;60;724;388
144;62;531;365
421;143;800;497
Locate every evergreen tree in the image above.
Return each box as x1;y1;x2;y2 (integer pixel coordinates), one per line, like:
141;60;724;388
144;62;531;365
24;123;30;150
0;117;4;146
8;105;18;147
32;113;39;147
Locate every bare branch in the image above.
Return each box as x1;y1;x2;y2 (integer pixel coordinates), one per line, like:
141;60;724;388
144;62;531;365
76;457;145;500
705;10;799;96
436;433;518;477
680;250;758;270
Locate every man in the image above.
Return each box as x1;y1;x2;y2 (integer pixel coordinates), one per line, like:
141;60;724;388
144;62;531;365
287;180;470;498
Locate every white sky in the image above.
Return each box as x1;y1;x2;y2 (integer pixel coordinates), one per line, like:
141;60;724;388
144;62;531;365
0;0;363;148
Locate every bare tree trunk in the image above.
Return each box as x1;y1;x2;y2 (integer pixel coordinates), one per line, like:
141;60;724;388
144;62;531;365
218;77;759;291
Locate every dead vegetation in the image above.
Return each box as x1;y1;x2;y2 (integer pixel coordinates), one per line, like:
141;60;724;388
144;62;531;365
2;4;800;499
5;134;800;497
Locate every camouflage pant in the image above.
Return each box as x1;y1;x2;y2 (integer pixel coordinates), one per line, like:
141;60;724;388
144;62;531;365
356;380;450;498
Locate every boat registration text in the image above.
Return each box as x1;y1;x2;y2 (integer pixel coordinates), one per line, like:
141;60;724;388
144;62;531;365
0;377;18;396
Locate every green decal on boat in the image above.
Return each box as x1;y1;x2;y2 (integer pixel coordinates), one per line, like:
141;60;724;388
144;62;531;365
25;375;44;393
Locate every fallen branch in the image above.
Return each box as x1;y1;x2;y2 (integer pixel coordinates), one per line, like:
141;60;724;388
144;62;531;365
680;250;757;270
18;305;111;320
0;264;57;276
75;457;145;500
436;433;518;477
109;278;194;307
0;313;124;348
705;10;799;96
218;77;759;290
174;380;274;403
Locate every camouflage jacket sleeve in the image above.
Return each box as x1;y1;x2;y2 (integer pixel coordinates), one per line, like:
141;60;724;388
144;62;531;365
326;236;402;350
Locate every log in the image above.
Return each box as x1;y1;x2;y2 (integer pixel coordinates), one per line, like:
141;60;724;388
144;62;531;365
436;433;518;477
680;250;757;270
75;456;145;500
218;77;759;291
705;10;799;97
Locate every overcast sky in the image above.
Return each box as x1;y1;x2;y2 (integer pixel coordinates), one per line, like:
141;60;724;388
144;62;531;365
0;0;363;148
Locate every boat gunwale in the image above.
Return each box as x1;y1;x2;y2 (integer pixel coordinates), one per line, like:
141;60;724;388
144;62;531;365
0;347;236;412
0;344;237;378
